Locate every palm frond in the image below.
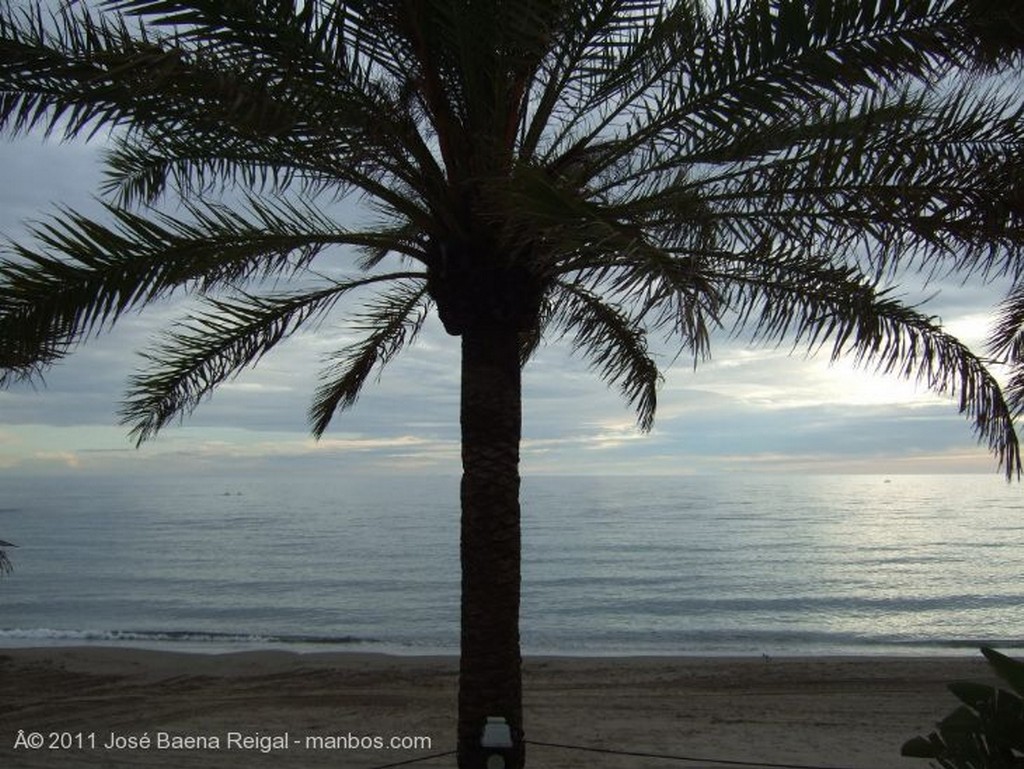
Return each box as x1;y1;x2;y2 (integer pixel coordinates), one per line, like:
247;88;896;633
0;3;296;139
501;163;723;360
564;80;1024;311
100;129;318;207
988;284;1024;417
989;285;1024;360
103;124;436;229
518;292;557;367
101;0;350;63
851;304;1019;479
567;251;722;365
534;3;776;175
677;86;1024;280
309;278;430;438
325;0;564;187
0;1;445;221
717;244;1021;478
550;277;661;431
517;0;672;156
121;272;424;444
0;345;53;387
550;0;1024;192
0;197;422;381
681;0;1019;130
100;123;432;222
501;161;651;254
104;0;418;87
957;0;1024;71
103;0;451;206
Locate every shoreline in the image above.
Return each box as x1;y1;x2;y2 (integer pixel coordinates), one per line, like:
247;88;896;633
2;633;1012;658
0;641;1002;660
0;646;1002;768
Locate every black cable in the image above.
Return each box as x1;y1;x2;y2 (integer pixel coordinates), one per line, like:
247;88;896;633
526;738;885;769
366;749;457;768
365;738;887;769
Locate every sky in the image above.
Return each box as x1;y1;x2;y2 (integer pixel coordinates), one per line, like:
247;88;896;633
0;130;1017;481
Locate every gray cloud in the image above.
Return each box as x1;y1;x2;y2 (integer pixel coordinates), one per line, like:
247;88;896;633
0;124;1013;478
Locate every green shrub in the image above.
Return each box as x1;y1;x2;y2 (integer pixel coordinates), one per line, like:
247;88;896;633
902;648;1024;769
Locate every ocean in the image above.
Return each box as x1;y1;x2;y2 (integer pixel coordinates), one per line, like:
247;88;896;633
0;472;1021;657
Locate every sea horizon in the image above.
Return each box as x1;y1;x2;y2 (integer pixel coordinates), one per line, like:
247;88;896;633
1;471;1021;657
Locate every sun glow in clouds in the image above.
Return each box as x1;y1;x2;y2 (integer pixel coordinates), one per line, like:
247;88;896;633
685;348;944;411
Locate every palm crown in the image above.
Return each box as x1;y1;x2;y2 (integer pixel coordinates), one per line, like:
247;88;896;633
2;2;1024;766
0;0;1021;472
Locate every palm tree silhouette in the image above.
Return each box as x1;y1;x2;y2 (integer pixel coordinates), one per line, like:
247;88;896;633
2;2;1023;766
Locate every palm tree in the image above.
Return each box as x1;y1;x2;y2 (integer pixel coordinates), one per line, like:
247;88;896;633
1;1;1023;766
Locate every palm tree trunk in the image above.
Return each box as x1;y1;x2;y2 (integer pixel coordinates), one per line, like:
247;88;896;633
457;326;525;769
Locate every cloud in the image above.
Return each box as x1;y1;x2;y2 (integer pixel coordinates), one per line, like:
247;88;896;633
0;124;1014;480
31;451;83;470
0;134;107;238
694;446;999;475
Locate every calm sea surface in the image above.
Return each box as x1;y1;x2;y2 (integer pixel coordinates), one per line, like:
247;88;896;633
0;473;1021;656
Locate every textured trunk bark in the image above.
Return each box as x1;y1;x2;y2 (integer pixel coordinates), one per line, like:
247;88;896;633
457;326;525;769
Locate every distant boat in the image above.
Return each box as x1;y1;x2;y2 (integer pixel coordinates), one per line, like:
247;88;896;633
0;539;16;547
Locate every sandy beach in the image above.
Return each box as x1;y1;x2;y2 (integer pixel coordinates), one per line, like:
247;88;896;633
0;647;1000;768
